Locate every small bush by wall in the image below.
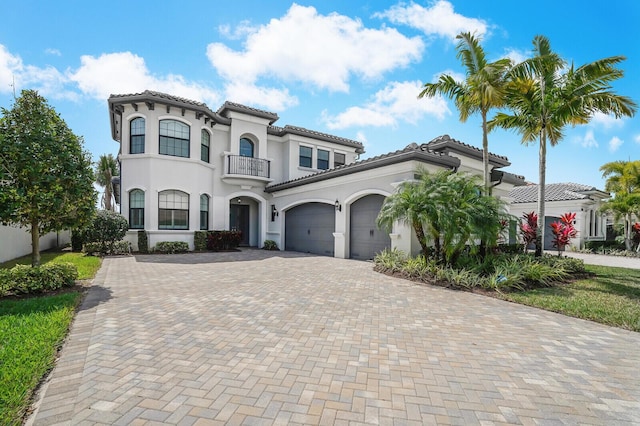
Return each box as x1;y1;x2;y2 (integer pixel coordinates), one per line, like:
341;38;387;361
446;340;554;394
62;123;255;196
194;231;208;251
154;241;189;254
83;241;130;256
71;230;86;252
84;210;129;254
0;262;78;296
262;240;279;250
207;231;242;251
138;231;149;254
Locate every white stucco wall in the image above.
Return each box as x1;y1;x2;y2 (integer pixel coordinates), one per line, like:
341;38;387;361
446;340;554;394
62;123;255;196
0;225;71;263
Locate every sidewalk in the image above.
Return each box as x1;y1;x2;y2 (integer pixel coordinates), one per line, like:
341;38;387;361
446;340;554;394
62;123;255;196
559;250;640;269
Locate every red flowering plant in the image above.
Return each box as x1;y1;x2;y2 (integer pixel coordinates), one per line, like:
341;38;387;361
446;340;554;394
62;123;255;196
520;211;538;250
632;222;640;250
550;212;578;256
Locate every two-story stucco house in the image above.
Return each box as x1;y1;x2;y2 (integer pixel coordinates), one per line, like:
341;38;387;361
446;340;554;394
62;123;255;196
109;90;525;260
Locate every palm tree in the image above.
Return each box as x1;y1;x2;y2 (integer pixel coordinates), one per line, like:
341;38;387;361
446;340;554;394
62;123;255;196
599;160;640;250
419;32;511;195
489;35;637;256
95;153;119;211
377;168;509;265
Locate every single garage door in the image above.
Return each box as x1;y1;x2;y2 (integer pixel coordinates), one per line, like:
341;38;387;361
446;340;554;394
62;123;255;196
285;203;335;256
350;194;391;260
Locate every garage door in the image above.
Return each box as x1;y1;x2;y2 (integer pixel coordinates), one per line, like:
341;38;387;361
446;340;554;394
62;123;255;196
350;194;391;260
285;203;335;256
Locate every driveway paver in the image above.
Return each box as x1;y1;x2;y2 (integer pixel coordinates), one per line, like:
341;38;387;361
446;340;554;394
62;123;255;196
29;250;640;425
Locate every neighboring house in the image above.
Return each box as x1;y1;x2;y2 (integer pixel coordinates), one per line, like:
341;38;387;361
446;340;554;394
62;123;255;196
109;90;524;260
508;182;610;250
0;226;70;264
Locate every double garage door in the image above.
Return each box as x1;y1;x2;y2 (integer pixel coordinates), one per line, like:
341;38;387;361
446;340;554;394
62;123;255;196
284;195;390;259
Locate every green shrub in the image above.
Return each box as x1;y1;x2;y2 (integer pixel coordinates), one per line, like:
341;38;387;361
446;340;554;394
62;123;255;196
154;241;189;254
0;263;78;295
71;229;86;252
207;230;242;251
83;240;130;256
262;240;279;250
374;248;408;273
194;231;208;251
539;254;586;274
138;230;149;253
84;210;129;254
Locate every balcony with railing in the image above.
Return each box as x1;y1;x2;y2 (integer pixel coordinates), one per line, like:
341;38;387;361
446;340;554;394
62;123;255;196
222;154;272;185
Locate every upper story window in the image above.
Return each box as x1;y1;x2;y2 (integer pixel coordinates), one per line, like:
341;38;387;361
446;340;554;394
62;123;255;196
317;149;329;170
299;146;312;168
201;130;210;163
159;120;190;158
129;189;145;229
240;138;254;157
158;190;189;230
130;118;145;154
334;152;346;167
200;194;209;230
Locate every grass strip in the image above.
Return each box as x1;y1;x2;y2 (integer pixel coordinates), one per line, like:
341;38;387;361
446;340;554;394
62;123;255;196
500;265;640;332
1;252;101;281
0;292;82;425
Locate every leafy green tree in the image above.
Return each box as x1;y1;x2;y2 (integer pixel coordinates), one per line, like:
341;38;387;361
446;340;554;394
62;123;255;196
95;153;119;211
377;168;509;266
489;35;637;256
85;210;129;254
0;90;96;266
419;32;511;195
599;160;640;250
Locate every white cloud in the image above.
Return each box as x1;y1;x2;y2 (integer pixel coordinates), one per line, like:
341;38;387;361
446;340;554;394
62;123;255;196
0;44;71;100
576;129;599;148
207;4;424;95
635;134;640;144
355;131;368;143
45;48;62;56
375;0;488;41
68;52;221;105
218;20;257;40
591;111;625;129
224;81;298;111
608;136;623;152
501;48;527;64
323;80;450;129
431;68;465;83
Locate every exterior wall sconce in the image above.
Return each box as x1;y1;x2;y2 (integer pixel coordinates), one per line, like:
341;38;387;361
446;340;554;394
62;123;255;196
335;200;342;212
271;205;279;221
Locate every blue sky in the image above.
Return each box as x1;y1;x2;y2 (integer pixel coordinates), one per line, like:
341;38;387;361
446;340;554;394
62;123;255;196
1;1;638;191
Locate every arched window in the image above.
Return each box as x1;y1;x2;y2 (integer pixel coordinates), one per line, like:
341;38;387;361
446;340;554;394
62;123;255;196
158;190;189;229
201;130;210;163
239;137;254;157
130;118;145;154
159;120;190;158
129;189;145;229
200;194;209;230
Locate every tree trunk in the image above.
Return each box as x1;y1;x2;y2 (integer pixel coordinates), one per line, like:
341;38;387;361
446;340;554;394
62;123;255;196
481;111;491;196
31;218;41;267
412;221;429;258
625;213;633;251
535;131;547;257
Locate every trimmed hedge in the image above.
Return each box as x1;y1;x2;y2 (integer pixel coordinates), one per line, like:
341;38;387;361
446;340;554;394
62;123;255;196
138;231;149;254
83;240;130;256
207;231;242;251
194;231;208;251
154;241;189;254
263;240;279;250
0;262;78;297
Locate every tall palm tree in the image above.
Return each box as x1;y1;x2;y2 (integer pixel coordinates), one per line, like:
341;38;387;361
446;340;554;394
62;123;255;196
599;160;640;250
95;153;119;211
419;32;511;195
489;35;637;256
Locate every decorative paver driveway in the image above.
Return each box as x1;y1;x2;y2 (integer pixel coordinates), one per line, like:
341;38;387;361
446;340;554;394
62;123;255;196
30;251;640;425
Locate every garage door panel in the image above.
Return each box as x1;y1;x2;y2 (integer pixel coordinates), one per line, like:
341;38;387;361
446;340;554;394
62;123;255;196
350;195;391;260
285;203;335;256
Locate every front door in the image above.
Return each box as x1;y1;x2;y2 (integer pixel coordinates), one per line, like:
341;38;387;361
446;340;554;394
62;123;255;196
230;204;250;246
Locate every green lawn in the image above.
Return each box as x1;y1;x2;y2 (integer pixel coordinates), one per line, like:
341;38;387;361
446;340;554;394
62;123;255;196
0;250;101;425
1;251;101;280
0;292;82;425
500;265;640;332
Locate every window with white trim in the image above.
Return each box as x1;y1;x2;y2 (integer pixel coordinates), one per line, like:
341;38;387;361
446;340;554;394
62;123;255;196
130;118;145;154
200;194;209;230
201;130;210;162
129;189;144;229
299;146;312;168
159;120;190;158
158;190;189;229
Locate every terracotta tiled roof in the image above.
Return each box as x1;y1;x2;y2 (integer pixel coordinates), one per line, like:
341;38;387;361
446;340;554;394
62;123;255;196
425;134;510;167
217;101;279;124
509;182;609;203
